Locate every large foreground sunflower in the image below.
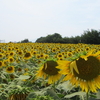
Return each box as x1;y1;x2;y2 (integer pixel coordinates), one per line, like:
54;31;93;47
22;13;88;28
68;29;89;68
57;51;100;93
36;60;62;84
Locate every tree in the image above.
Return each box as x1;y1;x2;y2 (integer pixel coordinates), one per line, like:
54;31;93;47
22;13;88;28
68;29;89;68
81;29;100;44
35;29;100;44
35;33;62;43
21;39;29;43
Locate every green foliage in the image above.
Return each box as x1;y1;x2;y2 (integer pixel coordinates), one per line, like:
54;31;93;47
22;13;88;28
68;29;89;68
35;29;100;44
0;74;32;99
17;75;30;80
81;29;100;44
64;91;86;99
8;85;30;96
20;39;30;43
29;95;54;100
36;33;63;43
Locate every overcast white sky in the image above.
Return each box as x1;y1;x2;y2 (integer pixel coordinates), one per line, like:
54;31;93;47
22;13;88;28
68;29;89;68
0;0;100;42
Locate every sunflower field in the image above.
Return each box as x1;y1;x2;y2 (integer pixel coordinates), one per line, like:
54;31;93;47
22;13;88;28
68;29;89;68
0;42;100;100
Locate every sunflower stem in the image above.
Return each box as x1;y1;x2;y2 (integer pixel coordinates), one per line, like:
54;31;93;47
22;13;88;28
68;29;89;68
86;92;89;100
52;82;56;91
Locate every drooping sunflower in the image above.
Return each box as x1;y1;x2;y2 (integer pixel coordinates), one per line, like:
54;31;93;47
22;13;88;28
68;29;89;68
17;67;22;72
36;60;62;84
10;74;15;80
6;66;15;73
57;51;100;93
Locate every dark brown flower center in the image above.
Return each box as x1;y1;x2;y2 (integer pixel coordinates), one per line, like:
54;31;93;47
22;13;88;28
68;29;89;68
42;60;59;75
18;68;22;71
10;74;15;79
58;55;62;57
0;54;2;58
10;58;13;62
7;67;13;71
18;52;22;55
0;62;2;66
73;56;100;81
10;53;14;56
24;53;31;57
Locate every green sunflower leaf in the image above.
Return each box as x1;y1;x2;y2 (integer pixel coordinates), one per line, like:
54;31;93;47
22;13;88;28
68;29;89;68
17;75;30;80
64;91;86;98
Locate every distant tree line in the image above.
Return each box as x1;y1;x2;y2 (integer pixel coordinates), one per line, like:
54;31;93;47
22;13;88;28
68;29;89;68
17;39;31;43
35;29;100;44
18;29;100;44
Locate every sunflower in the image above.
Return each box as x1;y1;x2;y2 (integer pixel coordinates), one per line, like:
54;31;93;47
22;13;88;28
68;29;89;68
10;74;15;80
9;51;15;56
17;50;23;56
0;53;4;59
85;47;90;51
32;51;37;55
36;54;41;59
6;66;15;73
52;48;57;53
17;67;22;72
23;52;32;60
44;54;49;59
7;57;14;63
0;61;4;68
67;52;73;57
24;68;29;72
57;51;100;93
57;53;63;59
0;49;3;52
7;47;12;51
3;59;8;66
37;60;42;64
40;53;45;59
36;60;62;84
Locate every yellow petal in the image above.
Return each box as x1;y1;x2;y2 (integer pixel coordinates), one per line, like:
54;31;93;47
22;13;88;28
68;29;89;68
80;81;85;91
93;51;100;56
70;61;79;74
80;81;88;92
88;81;97;93
48;77;52;84
63;73;73;81
87;49;95;56
59;69;69;75
70;76;77;85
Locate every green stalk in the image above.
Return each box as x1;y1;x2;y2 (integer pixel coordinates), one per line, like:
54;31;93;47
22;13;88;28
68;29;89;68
86;92;89;100
52;82;56;91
